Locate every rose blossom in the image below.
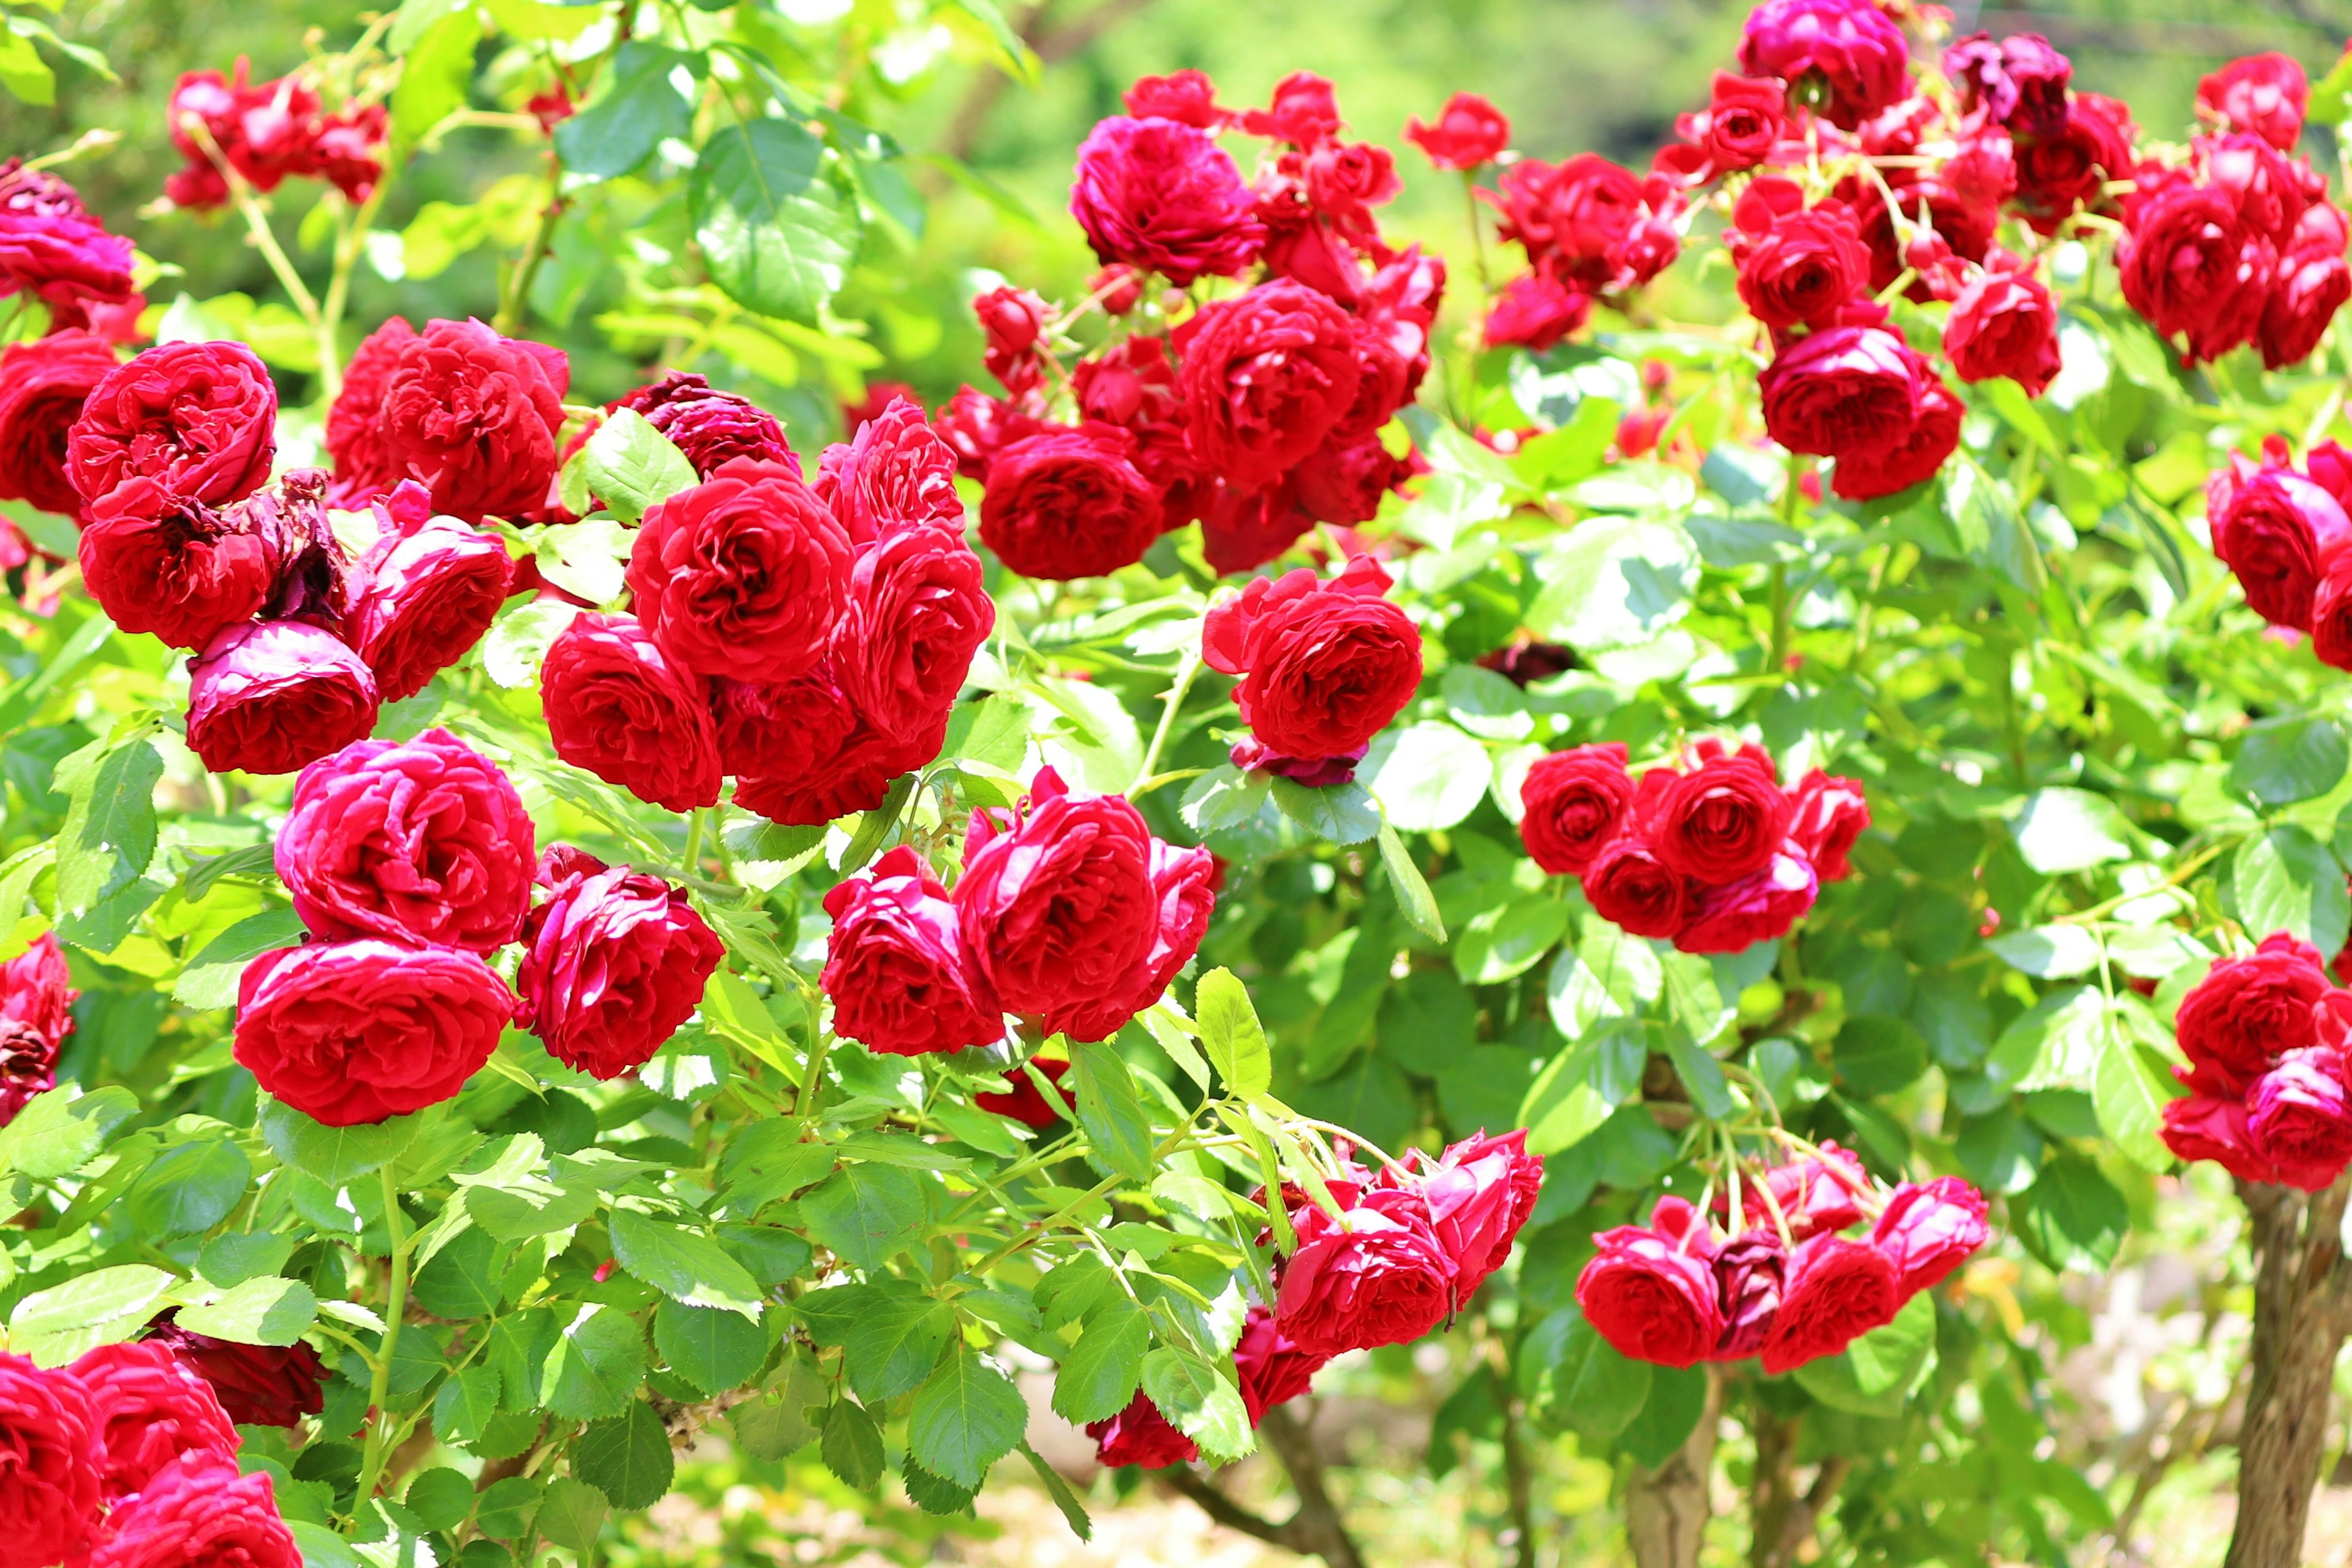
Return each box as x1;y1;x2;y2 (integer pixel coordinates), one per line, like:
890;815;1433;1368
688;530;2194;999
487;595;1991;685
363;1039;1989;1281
89;1454;300;1568
0;933;77;1127
2160;1093;2278;1185
1177;279;1363;490
822;845;1003;1057
345;501;514;702
0;331;116;517
67;1341;238;1502
1577;1203;1725;1368
1242;70;1344;148
0;160;137;318
2313;545;2352;671
1722;1145;1868;1242
2015;93;2138;235
1234;1304;1329;1423
1274;1188;1455;1355
735;723;934;827
2117;183;2275;365
324;316;418;498
516;850;725;1080
67;340;278;510
0;1351;102;1568
1519;744;1636;875
1828;371;1962;502
1483;154;1679;293
277;729;536;953
1757;323;1921;461
978;424;1163;582
616;370;799;478
1070;116;1263;287
1086;1391;1198;1468
1945;266;2062;396
1125;69;1228;129
1730;181;1871;333
142;1320;326;1428
1869;1177;1990;1295
1787;769;1869;880
1405;92;1509;170
1396;1130;1544;1304
2261;202;2351;371
372;317;569;521
1710;1232;1785;1360
832;522;994;743
1582;837;1691;940
1736;0;1910;130
1294;432;1415;529
1649;741;1792;883
2172;932;2334;1097
712;668;856;777
185;620;380;777
975;1057;1070;1127
235;938;513;1125
2199;53;2309;152
1948;32;2071;136
1482;273;1590;352
975;285;1050;396
627;458;852;684
1200;555;1421;766
1758;1233;1898;1374
2207;454;2351;630
540;612;722;813
1674;846;1819;953
2247;1047;2352;1191
77;481;280;651
813;397;963;542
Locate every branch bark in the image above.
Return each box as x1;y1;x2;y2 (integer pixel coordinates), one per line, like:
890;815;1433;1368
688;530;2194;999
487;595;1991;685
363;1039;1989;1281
1626;1367;1722;1568
1155;1403;1365;1568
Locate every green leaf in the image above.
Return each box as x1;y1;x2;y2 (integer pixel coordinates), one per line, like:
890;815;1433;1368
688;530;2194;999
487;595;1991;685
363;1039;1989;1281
654;1300;769;1396
1194;968;1271;1100
402;1467;475;1533
56;735;160;919
1181;766;1271;834
124;1137;250;1237
1360;722;1491;833
1378;823;1446;941
1833;1016;1930;1096
2093;1028;2177;1173
730;1351;826;1463
1052;1300;1149;1425
1618;1364;1708;1469
1527;515;1697;650
259;1099;423;1185
1141;1345;1252;1463
1945;458;2044;592
575;408;697;526
609;1209;765;1318
1069;1044;1155;1180
176;1275;315;1346
908;1344;1027;1488
2236;825;2351;954
2232;714;2350;807
2018;1153;2129;1272
901;1461;978;1517
532;1478;608;1554
801;1163;925;1271
540;1304;649;1422
555;40;695;180
0;1085;136;1180
1517;1045;1613;1156
807;1284;953;1401
434;1366;502;1444
174;909;307;1009
2311;42;2352;125
9;1264;173;1366
0;28;54;104
821;1398;886;1490
1267;778;1381;846
1663;1033;1735;1120
575;1400;674;1509
412;1224;503;1319
2010;788;2134;876
1020;1442;1095;1540
1541;1313;1651;1444
1453;895;1569;986
692;121;858;323
390;10;477;143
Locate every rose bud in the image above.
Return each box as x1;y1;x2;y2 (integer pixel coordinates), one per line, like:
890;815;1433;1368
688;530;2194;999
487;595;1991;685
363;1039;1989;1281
813;397;965;543
975;1057;1071;1127
626;458;853;685
2247;1047;2352;1191
1756;323;1921;462
185;620;380;777
516;854;725;1080
1736;0;1910;130
0;330;118;518
831;522;995;745
85;1453;300;1568
324;316;420;500
1944;267;2062;397
540;612;722;813
67;1341;238;1503
1200;554;1421;767
1520;744;1637;875
1274;1188;1457;1356
822;846;1004;1057
1086;1390;1199;1469
0;1351;102;1568
1576;1205;1726;1368
2173;932;2332;1097
1787;769;1869;881
1482;273;1591;352
141;1319;327;1429
978;423;1164;582
276;729;536;954
1405;91;1510;171
1650;740;1793;884
953;767;1215;1044
371;317;569;522
233;938;512;1125
1582;837;1692;940
1673;845;1818;953
1090;263;1145;315
2160;1093;2278;1185
66;339;278;510
1757;1233;1899;1375
615;369;799;479
1178;280;1362;491
1071;115;1264;287
346;507;514;702
1870;1177;1991;1296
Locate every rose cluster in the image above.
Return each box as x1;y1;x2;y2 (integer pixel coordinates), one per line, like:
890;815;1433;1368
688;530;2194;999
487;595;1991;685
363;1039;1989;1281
0;932;78;1129
1476;119;1684;354
162;56;387;211
1085;1305;1330;1469
822;766;1214;1052
1577;1145;1988;1373
2160;933;2352;1192
940;70;1441;578
1517;739;1868;953
537;396;993;825
1200;554;1423;783
0;159;140;344
0;1342;300;1568
2204;435;2352;657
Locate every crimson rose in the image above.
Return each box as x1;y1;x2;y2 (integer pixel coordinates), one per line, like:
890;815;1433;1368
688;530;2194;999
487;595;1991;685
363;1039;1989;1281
142;1321;326;1428
1945;266;2062;396
67;1341;238;1502
2118;183;2275;365
1582;838;1691;940
813;398;963;543
1086;1391;1198;1469
1758;1234;1898;1374
541;612;722;813
2173;933;2332;1097
616;370;799;478
1177;280;1362;491
1273;1188;1455;1355
78;481;279;651
1201;555;1420;765
1674;848;1818;953
832;522;994;744
89;1455;299;1568
627;458;852;684
346;503;514;702
1649;741;1791;883
185;621;379;777
978;424;1163;582
1577;1206;1725;1368
822;845;1003;1057
516;851;725;1080
1405;92;1509;171
371;317;569;521
2208;456;2351;629
1518;743;1635;875
1233;1304;1329;1423
67;341;277;510
0;1351;100;1568
0;331;117;517
1828;369;1961;502
1069;115;1263;287
2199;52;2307;152
1756;324;1920;461
324;316;418;498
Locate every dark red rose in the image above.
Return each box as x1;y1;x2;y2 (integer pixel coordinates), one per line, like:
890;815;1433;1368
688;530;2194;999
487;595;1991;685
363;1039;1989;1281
1199;481;1316;576
1233;1304;1329;1423
712;668;856;777
814;396;965;542
2208;452;2351;630
2013;92;2137;235
2118;182;2275;364
1275;1187;1455;1355
0;933;76;1127
1577;1204;1725;1368
1520;744;1635;875
2173;932;2332;1098
1483;153;1681;293
186;620;379;777
1828;367;1961;501
1758;1234;1898;1374
0;160;137;317
975;1056;1070;1127
1730;181;1871;332
345;503;513;702
953;767;1215;1044
67;1341;238;1503
833;522;993;744
1124;69;1228;129
325;316;418;497
0;1351;101;1568
2246;1047;2352;1191
276;729;535;954
1240;70;1343;148
2261;201;2351;370
89;1453;300;1568
1405;91;1509;170
1070;116;1263;287
2160;1093;2278;1184
1757;323;1920;461
2313;543;2352;671
1395;1130;1544;1305
616;370;800;480
67;341;277;510
372;317;569;521
235;938;511;1125
1200;554;1420;764
1869;1177;1989;1295
1945;266;2062;396
1649;741;1792;883
627;458;851;685
1582;837;1691;940
78;481;278;650
1948;32;2071;136
734;723;933;827
541;612;722;813
1737;0;1909;130
516;854;724;1080
1294;432;1415;528
1177;279;1362;491
933;386;1054;483
1072;335;1213;532
142;1321;326;1428
1710;1232;1785;1360
821;845;1003;1057
1787;769;1870;881
979;423;1163;581
0;331;116;517
1086;1390;1199;1469
1482;273;1590;351
1673;846;1818;953
2199;53;2308;153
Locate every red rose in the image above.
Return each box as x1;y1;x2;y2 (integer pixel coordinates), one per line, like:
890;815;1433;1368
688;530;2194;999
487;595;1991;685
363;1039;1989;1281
1396;1131;1544;1305
1482;273;1591;351
2261;202;2351;371
616;370;799;480
1086;1390;1199;1469
712;668;855;777
1404;91;1509;171
734;723;932;827
2160;1093;2278;1184
1124;69;1228;129
235;938;511;1125
77;481;277;651
142;1321;326;1428
813;397;963;542
933;385;1054;482
2208;453;2351;629
1737;0;1909;130
1200;554;1421;765
0;933;76;1126
1674;846;1818;953
1702;1232;1782;1361
277;729;535;954
1700;73;1789;170
89;1454;299;1568
2247;1047;2352;1191
1829;370;1961;501
833;522;993;744
0;160;136;318
164;64;315;202
2199;53;2308;153
0;331;116;517
975;1057;1069;1127
324;316;418;498
821;845;1003;1057
1199;481;1317;576
2173;933;2333;1098
1485;154;1680;293
1649;741;1792;883
1519;744;1635;875
0;1352;102;1568
1758;1233;1898;1374
1072;338;1214;533
627;458;851;685
67;341;277;510
974;285;1050;396
1582;837;1691;940
372;317;569;521
1177;280;1362;491
1730;181;1871;332
1577;1207;1724;1368
1294;433;1414;529
67;1341;238;1503
2014;92;2136;235
1945;266;2062;396
541;612;722;813
1869;1177;1989;1295
1274;1188;1455;1355
186;621;380;777
346;505;514;703
1722;1145;1867;1242
1070;116;1263;287
1948;32;2071;136
2313;544;2352;671
516;851;724;1080
979;423;1163;581
298;103;388;204
1787;769;1870;881
1233;1305;1329;1423
953;767;1215;1044
2118;182;2275;364
1757;324;1920;461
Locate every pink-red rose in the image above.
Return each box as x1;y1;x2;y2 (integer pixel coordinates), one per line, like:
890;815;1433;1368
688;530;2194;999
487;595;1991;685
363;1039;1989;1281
541;612;722;813
1737;0;1910;130
1177;280;1362;491
833;522;994;743
1519;743;1636;875
1870;1177;1990;1295
821;845;1003;1057
67;1341;237;1503
2118;183;2275;364
0;1351;101;1568
2208;456;2351;630
813;398;963;543
1274;1188;1455;1355
2246;1047;2352;1191
2199;53;2308;153
0;933;77;1127
1577;1206;1725;1369
1787;769;1870;881
1945;266;2062;396
1673;846;1818;954
627;458;852;684
616;370;799;479
0;331;117;517
1404;92;1509;171
1757;323;1920;461
1234;1304;1329;1423
1758;1233;1897;1374
2173;932;2331;1098
1069;116;1263;287
1201;555;1420;765
0;160;136;318
1482;273;1591;351
345;502;514;703
372;317;569;521
1730;181;1871;333
1649;741;1791;883
78;482;279;652
67;341;277;510
516;851;725;1080
186;620;379;777
89;1454;300;1568
1085;1390;1199;1469
324;317;418;498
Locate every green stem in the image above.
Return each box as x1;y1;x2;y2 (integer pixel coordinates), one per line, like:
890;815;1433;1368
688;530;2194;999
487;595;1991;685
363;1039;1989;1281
1462;170;1492;296
680;807;706;876
352;1164;412;1510
1131;648;1203;793
233;187;321;325
496;169;563;338
794;1025;834;1123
